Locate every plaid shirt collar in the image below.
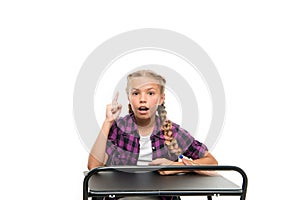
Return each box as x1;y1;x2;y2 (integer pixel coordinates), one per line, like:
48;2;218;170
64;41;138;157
127;113;162;137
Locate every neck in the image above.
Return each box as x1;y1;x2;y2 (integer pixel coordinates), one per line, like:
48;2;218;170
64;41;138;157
135;116;156;136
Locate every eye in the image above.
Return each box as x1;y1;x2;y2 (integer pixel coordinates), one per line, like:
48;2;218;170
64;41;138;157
148;91;155;95
132;92;139;96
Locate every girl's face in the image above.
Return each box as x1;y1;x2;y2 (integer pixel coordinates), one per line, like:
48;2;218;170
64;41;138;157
128;77;165;121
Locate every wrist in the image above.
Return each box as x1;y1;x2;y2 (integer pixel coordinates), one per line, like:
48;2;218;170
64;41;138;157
173;161;184;166
104;118;114;125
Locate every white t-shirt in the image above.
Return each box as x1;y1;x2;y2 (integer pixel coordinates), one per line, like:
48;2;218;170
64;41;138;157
121;134;164;200
137;133;153;166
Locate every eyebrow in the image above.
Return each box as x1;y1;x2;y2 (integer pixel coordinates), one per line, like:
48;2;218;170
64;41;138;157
131;87;157;91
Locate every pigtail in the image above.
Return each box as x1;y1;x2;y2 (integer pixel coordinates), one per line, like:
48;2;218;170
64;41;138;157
157;103;166;122
158;102;182;156
128;104;133;114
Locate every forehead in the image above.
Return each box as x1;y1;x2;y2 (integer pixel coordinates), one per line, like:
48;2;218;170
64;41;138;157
128;77;161;90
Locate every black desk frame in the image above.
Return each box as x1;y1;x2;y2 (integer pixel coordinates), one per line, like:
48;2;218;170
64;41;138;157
83;165;248;200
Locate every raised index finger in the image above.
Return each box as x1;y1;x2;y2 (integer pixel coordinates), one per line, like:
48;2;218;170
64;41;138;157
112;91;119;105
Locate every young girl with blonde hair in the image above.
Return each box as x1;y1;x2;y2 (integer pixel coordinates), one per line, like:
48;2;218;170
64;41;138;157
88;69;217;200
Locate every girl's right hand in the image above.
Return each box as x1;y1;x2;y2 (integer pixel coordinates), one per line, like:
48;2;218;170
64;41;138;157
106;92;122;122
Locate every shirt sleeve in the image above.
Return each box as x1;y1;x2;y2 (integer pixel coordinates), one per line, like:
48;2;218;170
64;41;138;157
105;121;118;162
184;139;208;159
105;121;139;165
173;123;208;159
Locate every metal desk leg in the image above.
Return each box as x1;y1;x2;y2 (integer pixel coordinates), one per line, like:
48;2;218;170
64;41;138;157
207;196;212;200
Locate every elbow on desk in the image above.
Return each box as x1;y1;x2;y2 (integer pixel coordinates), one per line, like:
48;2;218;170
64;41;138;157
206;152;218;165
87;156;106;170
214;159;218;165
212;156;218;165
87;162;105;171
87;164;104;171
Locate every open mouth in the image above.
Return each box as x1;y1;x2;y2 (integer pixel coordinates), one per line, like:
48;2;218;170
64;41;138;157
138;106;149;111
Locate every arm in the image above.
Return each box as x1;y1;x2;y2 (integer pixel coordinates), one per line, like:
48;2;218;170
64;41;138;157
181;151;218;175
192;151;218;165
149;151;217;175
87;93;122;170
149;123;217;175
87;119;113;170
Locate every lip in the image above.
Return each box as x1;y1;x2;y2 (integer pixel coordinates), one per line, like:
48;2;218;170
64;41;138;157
137;109;149;115
137;106;149;115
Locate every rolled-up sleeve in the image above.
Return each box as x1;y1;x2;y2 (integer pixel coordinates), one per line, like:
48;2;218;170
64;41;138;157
105;121;139;165
173;123;208;159
184;140;208;159
105;121;118;157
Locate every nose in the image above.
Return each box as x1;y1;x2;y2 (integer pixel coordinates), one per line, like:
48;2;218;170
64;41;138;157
139;92;147;103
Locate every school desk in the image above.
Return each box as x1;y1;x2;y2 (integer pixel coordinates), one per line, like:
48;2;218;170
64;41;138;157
83;165;248;200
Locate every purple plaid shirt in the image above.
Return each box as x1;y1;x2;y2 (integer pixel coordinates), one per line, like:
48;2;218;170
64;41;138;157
106;113;208;165
104;113;208;200
106;114;207;166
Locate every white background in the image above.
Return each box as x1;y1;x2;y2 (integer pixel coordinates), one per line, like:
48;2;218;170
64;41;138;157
1;1;299;199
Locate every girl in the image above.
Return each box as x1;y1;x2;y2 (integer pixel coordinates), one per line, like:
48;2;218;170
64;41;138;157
88;69;217;199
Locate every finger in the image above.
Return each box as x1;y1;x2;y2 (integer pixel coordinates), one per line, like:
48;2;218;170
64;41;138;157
182;158;194;166
148;159;161;165
158;170;168;175
148;161;157;166
149;158;171;166
111;92;120;113
112;91;119;105
112;105;122;116
117;104;122;110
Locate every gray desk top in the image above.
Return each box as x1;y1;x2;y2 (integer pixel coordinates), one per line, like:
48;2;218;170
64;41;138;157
88;171;241;196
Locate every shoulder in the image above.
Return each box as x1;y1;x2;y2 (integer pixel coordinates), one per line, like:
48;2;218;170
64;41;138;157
170;121;181;129
170;121;195;141
170;121;208;156
114;114;134;125
171;121;192;136
110;114;137;134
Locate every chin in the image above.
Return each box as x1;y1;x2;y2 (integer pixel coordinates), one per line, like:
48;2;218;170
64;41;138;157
136;115;151;119
134;112;152;120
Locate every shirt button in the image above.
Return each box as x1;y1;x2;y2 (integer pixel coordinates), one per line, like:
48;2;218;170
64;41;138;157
152;147;156;150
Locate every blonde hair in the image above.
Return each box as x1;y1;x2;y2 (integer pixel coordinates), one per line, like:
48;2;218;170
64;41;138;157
126;69;166;95
126;69;182;157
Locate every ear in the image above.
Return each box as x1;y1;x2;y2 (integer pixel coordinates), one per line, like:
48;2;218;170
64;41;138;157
159;93;165;105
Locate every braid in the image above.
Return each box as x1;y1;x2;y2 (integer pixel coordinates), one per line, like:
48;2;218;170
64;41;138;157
158;102;182;156
128;104;133;114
